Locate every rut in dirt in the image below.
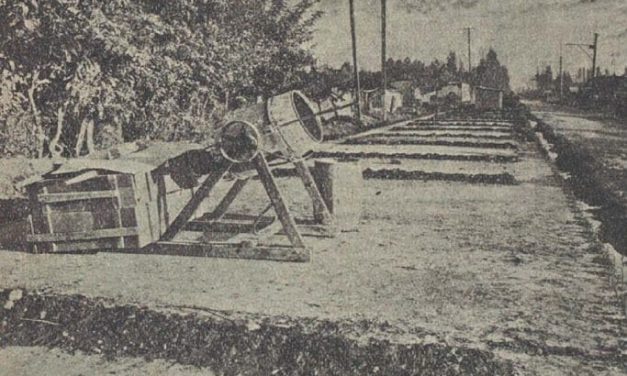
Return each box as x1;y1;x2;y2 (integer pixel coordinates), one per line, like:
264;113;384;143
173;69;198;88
0;289;515;376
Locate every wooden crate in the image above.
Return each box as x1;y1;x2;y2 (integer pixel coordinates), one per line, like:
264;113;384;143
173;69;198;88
25;170;194;253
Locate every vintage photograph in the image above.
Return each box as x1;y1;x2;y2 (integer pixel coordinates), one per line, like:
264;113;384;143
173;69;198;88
0;0;625;374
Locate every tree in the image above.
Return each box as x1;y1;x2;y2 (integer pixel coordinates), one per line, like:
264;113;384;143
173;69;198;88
535;65;553;92
472;49;511;92
0;0;323;158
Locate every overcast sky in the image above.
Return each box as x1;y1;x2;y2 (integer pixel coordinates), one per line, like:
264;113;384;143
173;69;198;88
309;0;627;90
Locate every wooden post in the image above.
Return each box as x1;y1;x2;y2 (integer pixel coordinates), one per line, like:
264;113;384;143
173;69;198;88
591;32;599;79
381;0;387;122
252;154;306;248
349;0;362;122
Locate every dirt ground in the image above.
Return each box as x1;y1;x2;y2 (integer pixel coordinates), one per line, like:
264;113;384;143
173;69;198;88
0;116;625;374
0;346;214;376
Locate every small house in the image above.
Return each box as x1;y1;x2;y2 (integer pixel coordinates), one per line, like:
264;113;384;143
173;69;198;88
389;80;416;106
365;89;403;114
437;82;472;104
474;86;504;110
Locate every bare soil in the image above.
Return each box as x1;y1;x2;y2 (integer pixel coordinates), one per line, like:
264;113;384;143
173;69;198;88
0;346;214;376
0;114;625;375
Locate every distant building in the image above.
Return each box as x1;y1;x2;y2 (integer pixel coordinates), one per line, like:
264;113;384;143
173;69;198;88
438;82;460;99
389;80;415;106
437;82;472;103
364;88;404;114
415;88;437;104
460;83;472;103
474;86;504;110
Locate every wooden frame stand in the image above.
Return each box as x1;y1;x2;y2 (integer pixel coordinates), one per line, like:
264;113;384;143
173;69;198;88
152;153;336;262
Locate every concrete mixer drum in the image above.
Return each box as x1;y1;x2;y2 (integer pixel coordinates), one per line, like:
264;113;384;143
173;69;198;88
220;90;323;161
266;90;323;158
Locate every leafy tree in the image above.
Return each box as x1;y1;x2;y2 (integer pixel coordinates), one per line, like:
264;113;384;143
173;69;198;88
534;65;554;92
0;0;322;158
472;49;511;92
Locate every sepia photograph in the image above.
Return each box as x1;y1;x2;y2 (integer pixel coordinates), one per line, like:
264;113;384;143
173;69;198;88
0;0;625;374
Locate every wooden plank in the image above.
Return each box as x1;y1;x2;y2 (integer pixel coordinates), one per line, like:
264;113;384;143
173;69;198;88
210;178;249;220
45;197;117;213
185;216;274;233
64;171;100;186
26;214;39;253
38;190;118;203
27;227;139;243
157;173;169;231
150;241;310;262
42;187;54;235
161;162;232;241
51;238;121;253
111;175;125;248
252;154;306;248
45;175;115;193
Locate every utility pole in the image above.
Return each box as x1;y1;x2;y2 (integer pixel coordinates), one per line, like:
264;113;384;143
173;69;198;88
610;52;618;75
348;0;362;121
463;27;473;74
566;32;599;81
591;32;598;79
381;0;387;121
559;42;564;100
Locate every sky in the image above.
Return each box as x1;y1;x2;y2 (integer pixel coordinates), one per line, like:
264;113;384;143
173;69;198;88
308;0;627;90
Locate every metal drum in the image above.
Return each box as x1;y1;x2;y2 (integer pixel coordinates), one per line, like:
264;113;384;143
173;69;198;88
219;90;323;163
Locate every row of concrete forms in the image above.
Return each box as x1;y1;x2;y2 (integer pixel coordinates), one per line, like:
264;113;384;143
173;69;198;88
316;81;505;123
0;93;624;374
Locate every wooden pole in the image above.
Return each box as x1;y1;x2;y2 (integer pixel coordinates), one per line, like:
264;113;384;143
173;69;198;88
591;32;599;79
559;42;564;101
349;0;362;122
381;0;387;122
466;27;472;73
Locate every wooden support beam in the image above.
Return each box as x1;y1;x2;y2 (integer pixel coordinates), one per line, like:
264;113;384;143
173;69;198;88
210;178;249;220
252;154;306;248
38;190;118;203
150;241;310;262
185;216;274;233
27;227;139;243
161;162;232;241
64;171;100;186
